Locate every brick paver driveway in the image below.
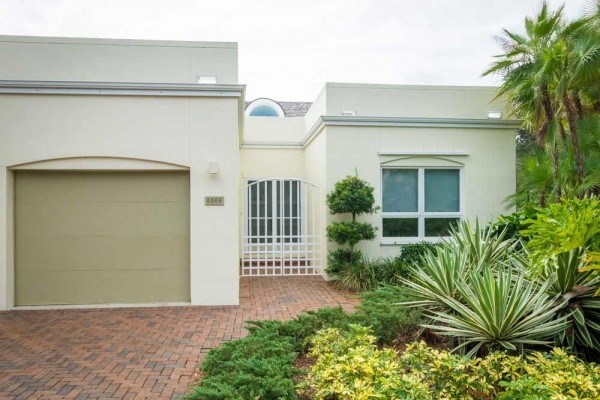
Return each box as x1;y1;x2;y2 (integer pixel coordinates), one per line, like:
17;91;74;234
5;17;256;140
0;276;356;399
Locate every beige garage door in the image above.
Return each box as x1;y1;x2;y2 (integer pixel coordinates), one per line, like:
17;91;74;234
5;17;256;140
15;171;190;306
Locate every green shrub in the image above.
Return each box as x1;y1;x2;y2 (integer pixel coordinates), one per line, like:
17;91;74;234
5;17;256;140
300;325;431;400
326;248;362;275
520;198;600;355
498;348;600;399
187;331;299;400
490;207;537;244
245;307;350;353
332;255;412;291
372;257;410;286
397;242;438;266
351;286;421;344
335;256;378;291
303;328;600;400
325;173;378;283
522;197;600;262
326;174;378;218
326;221;376;248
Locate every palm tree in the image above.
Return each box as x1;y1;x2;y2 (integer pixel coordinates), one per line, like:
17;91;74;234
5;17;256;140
483;2;565;201
486;1;600;204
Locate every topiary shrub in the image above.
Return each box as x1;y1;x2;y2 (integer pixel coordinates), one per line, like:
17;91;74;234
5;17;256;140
325;173;378;280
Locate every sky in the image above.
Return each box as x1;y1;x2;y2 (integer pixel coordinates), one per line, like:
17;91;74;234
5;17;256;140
0;0;586;101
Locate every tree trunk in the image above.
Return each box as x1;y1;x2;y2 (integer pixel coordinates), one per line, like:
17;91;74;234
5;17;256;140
540;90;561;200
564;92;585;187
552;143;561;201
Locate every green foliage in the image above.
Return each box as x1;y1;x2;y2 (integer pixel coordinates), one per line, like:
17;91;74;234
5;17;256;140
515;198;600;354
335;256;378;292
186;331;299;400
498;348;600;399
326;221;376;247
423;267;568;357
301;326;431;400
325;174;378;284
491;207;537;243
443;219;519;266
303;329;600;400
522;197;600;261
326;174;378;218
326;248;362;275
371;257;410;286
245;307;350;354
351;286;422;344
397;242;438;266
331;255;412;291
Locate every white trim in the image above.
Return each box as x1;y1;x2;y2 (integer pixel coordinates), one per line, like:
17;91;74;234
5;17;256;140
12;302;192;311
378;150;469;156
380;166;464;242
0;80;245;97
9;156;190;170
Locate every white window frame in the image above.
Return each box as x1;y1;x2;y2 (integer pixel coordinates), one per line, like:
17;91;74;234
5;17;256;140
380;166;464;244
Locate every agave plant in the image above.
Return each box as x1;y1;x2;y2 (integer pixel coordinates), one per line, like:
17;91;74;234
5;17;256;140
400;246;471;309
423;267;568;357
542;249;600;354
442;219;519;267
400;220;521;310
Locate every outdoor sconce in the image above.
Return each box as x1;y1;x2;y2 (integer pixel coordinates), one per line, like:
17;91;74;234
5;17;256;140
208;161;219;175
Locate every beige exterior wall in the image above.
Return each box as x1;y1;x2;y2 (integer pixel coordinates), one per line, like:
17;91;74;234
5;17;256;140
244;117;306;144
324;83;507;119
0;92;241;309
324;125;516;258
0;35;238;84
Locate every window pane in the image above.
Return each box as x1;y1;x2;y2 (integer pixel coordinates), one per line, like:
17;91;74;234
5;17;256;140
382;169;418;212
425;169;459;212
425;218;459;237
383;218;419;237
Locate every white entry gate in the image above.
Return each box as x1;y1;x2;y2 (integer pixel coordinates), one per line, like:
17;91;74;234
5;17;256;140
241;179;323;276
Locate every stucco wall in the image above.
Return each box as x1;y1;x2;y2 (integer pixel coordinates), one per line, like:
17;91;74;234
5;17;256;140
243;117;306;144
0;93;241;309
0;35;238;84
324;125;516;258
324;83;507;119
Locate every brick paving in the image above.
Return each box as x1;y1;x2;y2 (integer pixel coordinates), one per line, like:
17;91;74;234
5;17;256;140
0;276;356;400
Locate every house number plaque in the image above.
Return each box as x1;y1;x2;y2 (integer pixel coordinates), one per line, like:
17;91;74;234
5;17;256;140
205;196;225;206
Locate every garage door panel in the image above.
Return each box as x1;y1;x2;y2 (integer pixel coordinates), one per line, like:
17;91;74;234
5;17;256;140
16;268;190;305
16;172;189;203
16;197;188;237
15;171;190;306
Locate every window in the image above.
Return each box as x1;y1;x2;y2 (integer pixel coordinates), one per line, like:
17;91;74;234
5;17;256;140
245;98;285;117
249;105;280;117
382;168;461;240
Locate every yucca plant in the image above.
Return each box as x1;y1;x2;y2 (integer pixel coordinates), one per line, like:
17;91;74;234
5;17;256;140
423;267;568;357
400;220;521;310
542;249;600;354
400;246;472;309
442;219;519;267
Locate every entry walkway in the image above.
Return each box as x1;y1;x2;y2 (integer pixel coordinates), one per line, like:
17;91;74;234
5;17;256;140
0;276;356;399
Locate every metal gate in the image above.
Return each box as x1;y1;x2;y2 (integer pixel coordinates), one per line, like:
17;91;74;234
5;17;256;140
241;179;323;276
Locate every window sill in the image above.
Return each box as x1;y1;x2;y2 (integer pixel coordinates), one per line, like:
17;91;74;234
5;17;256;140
380;237;445;246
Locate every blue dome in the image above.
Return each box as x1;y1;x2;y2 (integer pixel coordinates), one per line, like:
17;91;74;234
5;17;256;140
249;104;280;117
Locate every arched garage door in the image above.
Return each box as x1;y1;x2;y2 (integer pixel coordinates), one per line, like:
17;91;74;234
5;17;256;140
14;170;190;306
